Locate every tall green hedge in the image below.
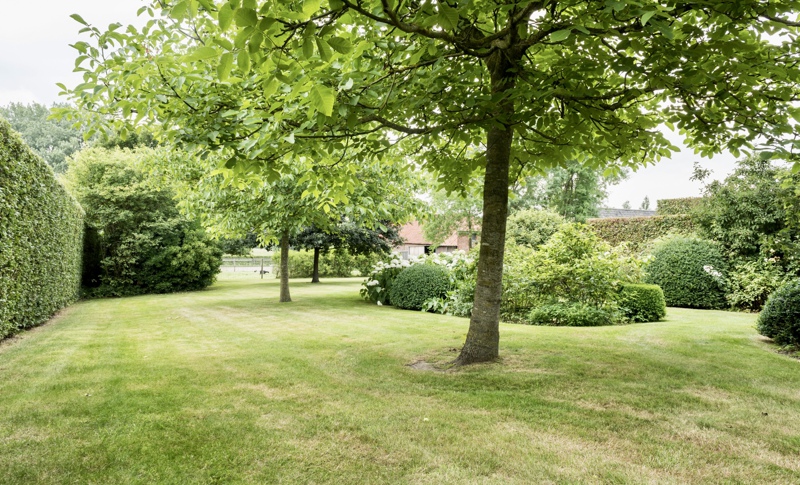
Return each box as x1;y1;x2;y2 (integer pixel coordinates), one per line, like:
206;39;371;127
656;197;703;215
587;214;694;249
0;119;84;339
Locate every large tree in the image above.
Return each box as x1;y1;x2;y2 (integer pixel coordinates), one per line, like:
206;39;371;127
64;1;800;364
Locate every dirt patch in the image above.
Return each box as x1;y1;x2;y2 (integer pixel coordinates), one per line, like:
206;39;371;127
406;360;446;372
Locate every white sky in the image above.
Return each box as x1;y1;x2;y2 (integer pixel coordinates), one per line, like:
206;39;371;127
0;0;738;207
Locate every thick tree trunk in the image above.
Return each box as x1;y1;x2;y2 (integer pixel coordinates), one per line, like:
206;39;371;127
279;232;291;302
311;247;320;283
455;49;516;366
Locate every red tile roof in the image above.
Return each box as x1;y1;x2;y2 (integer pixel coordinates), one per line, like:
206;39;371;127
399;221;459;247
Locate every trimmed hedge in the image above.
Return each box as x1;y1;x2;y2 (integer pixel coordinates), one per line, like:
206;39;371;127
656;197;703;215
0;119;84;339
644;236;727;309
756;279;800;347
587;214;694;249
617;283;666;323
389;264;451;310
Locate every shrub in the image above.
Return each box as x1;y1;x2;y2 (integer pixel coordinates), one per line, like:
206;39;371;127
616;284;666;323
726;258;789;312
360;257;410;305
422;251;477;317
644;236;727;309
506;209;566;248
527;302;616;327
66;147;221;297
0;118;84;339
587;214;694;250
388;264;451;310
757;280;800;347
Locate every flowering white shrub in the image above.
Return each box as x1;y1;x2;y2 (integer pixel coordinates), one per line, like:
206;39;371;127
360;251;474;307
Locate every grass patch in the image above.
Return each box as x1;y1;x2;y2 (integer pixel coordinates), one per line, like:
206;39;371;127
1;274;799;483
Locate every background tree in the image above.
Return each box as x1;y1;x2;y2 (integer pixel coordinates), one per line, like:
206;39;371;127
640;196;651;211
293;222;403;283
65;147;222;296
694;156;791;262
147;150;417;302
1;102;83;173
65;1;800;364
422;187;482;250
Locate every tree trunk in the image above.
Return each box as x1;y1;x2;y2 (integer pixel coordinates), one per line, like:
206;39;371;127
455;50;516;366
311;247;320;283
279;232;292;302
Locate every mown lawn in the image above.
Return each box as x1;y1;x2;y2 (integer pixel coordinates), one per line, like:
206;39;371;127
1;274;799;484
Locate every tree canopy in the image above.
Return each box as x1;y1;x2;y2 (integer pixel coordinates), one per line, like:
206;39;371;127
1;102;83;173
63;0;800;364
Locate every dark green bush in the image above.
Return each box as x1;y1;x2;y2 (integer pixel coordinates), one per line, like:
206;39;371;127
644;236;727;309
0;118;84;339
66;147;221;297
616;283;666;323
527;302;616;327
389;264;451;310
756;280;800;346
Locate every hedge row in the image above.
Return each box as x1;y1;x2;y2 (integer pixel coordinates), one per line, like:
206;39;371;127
0;119;84;339
587;214;694;249
656;197;703;215
272;248;382;278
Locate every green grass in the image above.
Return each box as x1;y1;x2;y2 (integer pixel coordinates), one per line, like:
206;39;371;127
1;274;799;484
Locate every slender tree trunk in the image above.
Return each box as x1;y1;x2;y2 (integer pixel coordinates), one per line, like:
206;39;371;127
279;231;291;302
455;50;516;365
311;246;320;283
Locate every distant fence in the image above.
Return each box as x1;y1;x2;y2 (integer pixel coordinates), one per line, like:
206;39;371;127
221;257;273;274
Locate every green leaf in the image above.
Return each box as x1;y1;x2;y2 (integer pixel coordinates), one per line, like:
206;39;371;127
213;37;234;50
303;0;321;18
315;38;332;61
302;36;315;59
262;76;279;98
218;52;234;80
185;46;218;61
70;13;88;26
237;50;251;72
327;37;352;54
235;8;258;27
550;29;572;42
437;4;459;30
309;84;335;116
171;1;188;19
218;4;234;30
641;11;656;26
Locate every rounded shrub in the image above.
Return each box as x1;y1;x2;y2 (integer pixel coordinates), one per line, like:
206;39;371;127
644;236;727;309
616;283;666;323
757;280;800;346
389;264;451;310
506;209;566;249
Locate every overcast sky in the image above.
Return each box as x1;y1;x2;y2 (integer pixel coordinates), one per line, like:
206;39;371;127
0;0;739;208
